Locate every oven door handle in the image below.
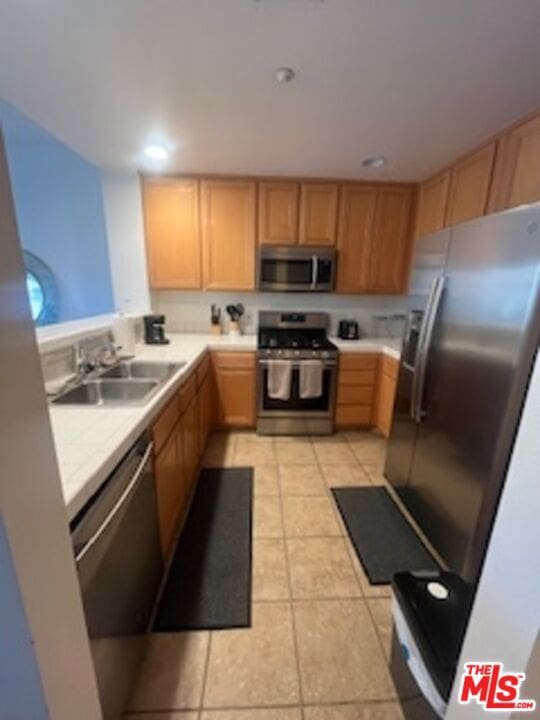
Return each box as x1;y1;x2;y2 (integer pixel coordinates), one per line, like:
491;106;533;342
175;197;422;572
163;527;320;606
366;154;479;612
74;442;154;565
258;358;336;369
310;255;318;290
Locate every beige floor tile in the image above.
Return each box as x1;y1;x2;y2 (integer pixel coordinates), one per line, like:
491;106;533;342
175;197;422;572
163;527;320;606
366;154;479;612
304;702;404;719
203;602;300;708
313;442;358;465
279;464;326;496
320;464;372;488
293;599;396;704
310;433;348;443
231;431;274;444
348;435;387;469
253;539;290;601
363;466;388;486
254;465;280;497
282;496;342;537
254;496;284;538
368;598;393;661
128;632;209;711
275;440;317;464
202;433;236;467
124;714;198;720
201;709;301;720
287;537;360;599
234;440;277;465
344;538;392;599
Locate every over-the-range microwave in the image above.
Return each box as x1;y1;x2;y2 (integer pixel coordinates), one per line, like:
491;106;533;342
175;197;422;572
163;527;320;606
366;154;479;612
257;245;336;292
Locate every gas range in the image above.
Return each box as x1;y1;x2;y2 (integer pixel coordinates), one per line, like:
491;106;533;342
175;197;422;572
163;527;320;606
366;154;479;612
256;311;338;436
257;312;338;361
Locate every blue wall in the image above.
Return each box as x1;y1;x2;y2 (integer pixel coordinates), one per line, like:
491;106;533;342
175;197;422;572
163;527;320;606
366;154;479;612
0;99;114;324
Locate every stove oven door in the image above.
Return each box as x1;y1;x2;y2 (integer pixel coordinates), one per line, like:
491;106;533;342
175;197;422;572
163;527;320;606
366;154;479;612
258;359;337;417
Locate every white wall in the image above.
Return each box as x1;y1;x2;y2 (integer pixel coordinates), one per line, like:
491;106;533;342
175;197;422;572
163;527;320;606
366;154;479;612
152;289;408;337
0;133;102;718
102;170;150;315
446;350;540;718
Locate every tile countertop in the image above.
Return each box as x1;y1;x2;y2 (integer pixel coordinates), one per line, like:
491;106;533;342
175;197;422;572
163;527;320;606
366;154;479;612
50;333;401;522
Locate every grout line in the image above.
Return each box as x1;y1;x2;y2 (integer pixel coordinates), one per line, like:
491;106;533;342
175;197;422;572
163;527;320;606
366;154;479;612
276;461;306;719
198;629;213;714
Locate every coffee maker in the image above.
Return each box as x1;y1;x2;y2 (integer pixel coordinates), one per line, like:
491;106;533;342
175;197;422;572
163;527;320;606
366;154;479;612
143;314;170;345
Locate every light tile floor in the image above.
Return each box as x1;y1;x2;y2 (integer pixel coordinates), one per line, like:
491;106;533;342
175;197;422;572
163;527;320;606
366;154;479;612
127;431;403;720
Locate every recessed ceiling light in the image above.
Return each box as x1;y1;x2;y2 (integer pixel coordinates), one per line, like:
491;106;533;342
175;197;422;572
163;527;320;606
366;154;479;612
362;155;387;168
143;144;169;161
275;67;295;83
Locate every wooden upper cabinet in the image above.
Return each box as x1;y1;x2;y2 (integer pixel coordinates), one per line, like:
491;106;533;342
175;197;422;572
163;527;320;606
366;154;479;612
200;179;256;290
415;171;451;238
258;181;299;245
299;183;339;246
488;113;540;212
336;185;377;293
370;187;414;294
142;179;201;289
445;143;496;226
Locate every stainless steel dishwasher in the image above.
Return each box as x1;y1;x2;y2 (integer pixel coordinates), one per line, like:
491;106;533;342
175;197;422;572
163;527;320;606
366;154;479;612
71;433;163;719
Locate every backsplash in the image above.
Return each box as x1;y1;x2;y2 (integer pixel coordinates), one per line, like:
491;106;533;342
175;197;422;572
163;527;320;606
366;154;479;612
151;291;408;338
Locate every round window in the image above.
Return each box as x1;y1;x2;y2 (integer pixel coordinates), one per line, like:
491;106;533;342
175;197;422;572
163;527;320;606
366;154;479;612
22;251;59;326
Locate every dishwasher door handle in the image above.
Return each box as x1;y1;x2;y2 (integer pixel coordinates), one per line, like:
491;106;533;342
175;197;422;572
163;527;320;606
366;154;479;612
75;442;154;564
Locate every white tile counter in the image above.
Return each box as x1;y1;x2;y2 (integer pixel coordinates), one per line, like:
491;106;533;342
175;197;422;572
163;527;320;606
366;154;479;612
50;333;400;521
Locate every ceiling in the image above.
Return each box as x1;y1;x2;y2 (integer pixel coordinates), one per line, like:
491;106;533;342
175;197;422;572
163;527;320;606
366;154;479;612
1;0;540;181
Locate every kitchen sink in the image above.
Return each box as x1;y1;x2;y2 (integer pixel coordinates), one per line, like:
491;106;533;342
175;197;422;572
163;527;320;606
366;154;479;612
100;360;184;380
52;379;159;406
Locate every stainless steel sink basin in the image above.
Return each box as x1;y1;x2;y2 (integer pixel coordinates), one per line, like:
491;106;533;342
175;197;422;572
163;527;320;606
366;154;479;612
52;379;159;406
100;360;184;380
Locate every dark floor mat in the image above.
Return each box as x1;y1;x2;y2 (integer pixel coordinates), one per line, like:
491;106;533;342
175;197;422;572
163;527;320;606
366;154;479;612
153;467;253;631
332;486;439;585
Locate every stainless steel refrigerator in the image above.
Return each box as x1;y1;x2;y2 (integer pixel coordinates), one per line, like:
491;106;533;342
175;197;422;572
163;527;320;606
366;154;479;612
385;203;540;583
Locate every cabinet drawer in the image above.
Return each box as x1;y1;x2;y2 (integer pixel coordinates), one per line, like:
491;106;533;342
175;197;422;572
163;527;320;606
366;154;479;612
178;372;197;414
335;404;373;427
337;385;374;406
339;354;378;371
152;395;180;454
196;352;211;386
212;351;256;370
379;354;399;381
339;369;376;387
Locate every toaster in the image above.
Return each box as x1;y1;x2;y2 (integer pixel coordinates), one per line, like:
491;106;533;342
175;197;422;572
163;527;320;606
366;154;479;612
338;319;360;340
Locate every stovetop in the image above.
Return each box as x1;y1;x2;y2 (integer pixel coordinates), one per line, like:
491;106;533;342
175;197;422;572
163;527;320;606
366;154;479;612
258;329;338;359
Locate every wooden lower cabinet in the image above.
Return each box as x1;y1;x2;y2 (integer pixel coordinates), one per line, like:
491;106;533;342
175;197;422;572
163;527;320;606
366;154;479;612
374;355;399;438
212;352;256;428
154;427;185;557
198;368;215;451
335;353;378;429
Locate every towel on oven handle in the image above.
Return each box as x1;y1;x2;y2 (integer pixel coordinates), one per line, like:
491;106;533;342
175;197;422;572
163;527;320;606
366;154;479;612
299;359;323;399
267;359;293;401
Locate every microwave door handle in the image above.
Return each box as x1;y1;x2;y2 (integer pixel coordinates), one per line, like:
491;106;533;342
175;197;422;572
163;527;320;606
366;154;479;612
74;442;154;564
311;255;318;289
413;275;445;423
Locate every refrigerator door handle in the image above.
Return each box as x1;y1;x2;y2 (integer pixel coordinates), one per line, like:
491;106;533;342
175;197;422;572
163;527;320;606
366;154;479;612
410;279;440;420
414;275;446;423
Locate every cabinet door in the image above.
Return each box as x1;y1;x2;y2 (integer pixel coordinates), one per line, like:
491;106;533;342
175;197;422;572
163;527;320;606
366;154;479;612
198;372;215;453
182;393;200;495
445;143;496;226
143;179;201;289
258;182;299;245
369;187;414;294
336;185;377;293
415;171;451;238
201;179;256;290
213;353;256;428
154;429;183;557
299;183;339;246
374;356;399;438
487;113;540;212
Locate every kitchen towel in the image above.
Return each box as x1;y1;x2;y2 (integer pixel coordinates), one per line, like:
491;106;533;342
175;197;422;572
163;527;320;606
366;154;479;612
299;359;323;399
267;359;292;401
